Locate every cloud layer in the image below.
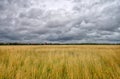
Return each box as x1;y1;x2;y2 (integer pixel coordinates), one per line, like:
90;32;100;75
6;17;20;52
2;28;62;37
0;0;120;43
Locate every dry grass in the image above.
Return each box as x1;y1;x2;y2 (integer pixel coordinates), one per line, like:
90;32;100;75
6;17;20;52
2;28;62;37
0;45;120;79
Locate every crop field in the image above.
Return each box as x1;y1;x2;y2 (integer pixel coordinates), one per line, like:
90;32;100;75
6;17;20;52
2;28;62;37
0;45;120;79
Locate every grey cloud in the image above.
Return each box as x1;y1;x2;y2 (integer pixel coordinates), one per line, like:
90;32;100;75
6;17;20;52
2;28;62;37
0;0;120;43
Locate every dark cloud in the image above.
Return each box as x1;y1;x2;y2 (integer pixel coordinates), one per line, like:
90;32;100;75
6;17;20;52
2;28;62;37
0;0;120;43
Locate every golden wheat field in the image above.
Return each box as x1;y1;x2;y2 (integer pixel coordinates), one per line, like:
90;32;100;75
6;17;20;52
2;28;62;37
0;45;120;79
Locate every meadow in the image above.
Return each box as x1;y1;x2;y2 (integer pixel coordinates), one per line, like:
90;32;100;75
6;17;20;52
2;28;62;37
0;45;120;79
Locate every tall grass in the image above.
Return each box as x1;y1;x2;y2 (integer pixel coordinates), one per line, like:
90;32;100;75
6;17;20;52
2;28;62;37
0;45;120;79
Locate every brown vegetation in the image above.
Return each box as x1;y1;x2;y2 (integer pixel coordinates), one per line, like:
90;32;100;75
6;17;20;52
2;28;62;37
0;45;120;79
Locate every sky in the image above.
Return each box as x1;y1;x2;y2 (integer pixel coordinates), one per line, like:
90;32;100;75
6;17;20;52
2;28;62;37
0;0;120;43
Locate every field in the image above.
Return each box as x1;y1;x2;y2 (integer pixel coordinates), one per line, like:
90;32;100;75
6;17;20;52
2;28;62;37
0;45;120;79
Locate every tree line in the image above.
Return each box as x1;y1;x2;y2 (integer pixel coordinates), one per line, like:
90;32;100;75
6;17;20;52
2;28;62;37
0;42;120;45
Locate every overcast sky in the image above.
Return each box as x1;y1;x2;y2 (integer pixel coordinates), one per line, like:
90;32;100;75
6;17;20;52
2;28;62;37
0;0;120;43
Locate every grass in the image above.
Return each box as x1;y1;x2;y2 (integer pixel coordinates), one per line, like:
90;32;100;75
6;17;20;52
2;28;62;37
0;45;120;79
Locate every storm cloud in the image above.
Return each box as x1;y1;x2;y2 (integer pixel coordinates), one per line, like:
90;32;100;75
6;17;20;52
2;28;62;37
0;0;120;43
